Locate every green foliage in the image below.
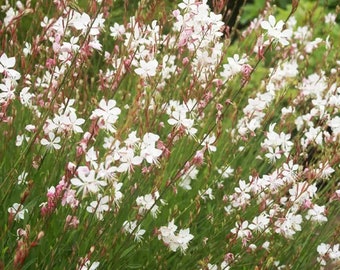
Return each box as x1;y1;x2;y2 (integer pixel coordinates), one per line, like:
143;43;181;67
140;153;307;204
240;0;266;25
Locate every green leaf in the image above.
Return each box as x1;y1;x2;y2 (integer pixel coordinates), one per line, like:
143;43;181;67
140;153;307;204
240;0;266;25
21;258;37;270
119;244;137;259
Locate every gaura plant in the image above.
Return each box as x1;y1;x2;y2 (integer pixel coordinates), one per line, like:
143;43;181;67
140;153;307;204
0;0;339;269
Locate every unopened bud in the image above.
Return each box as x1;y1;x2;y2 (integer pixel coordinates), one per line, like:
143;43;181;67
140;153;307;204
292;0;299;13
37;231;44;240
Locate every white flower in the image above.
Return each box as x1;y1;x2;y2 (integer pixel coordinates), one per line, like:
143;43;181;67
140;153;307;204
0;78;15;102
20;87;35;106
261;15;292;46
124;131;140;148
262;241;270;251
79;260;100;270
117;148;143;173
199;188;215;201
40;16;52;28
18;171;28;185
16;134;30;147
325;13;336;24
167;109;197;137
317;243;331;257
304;37;323;53
328;116;340;137
299;73;327;98
158;219;177;240
136;193;159;218
91;99;121;119
97;157;117;181
61;36;80;53
71;12;93;35
86;194;110;220
90;99;121;133
178;0;196;10
58;98;76;115
329;244;340;260
41;132;61;151
316;162;335;179
89;37;102;51
112;182;123;205
201;133;216;152
317;243;330;266
306;204;327;223
4;7;18;27
168;110;192;128
274;212;302;238
220;54;247;81
71;166;107;197
85;147;98;169
282;160;299;182
217;166;234;179
135;59;158;77
110;22;125;38
60;111;85;134
230;179;251;208
23;42;32;56
8;203;28;221
289;182;317;205
175;228;194;253
248;212;270;233
265;146;282;163
231;221;252;239
122;220;146;242
179;165;198;190
140;133;162;164
206;264;218;270
0;53;21;80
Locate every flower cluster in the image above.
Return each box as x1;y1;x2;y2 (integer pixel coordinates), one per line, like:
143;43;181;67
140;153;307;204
261;15;292;46
158;219;194;253
317;243;340;268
